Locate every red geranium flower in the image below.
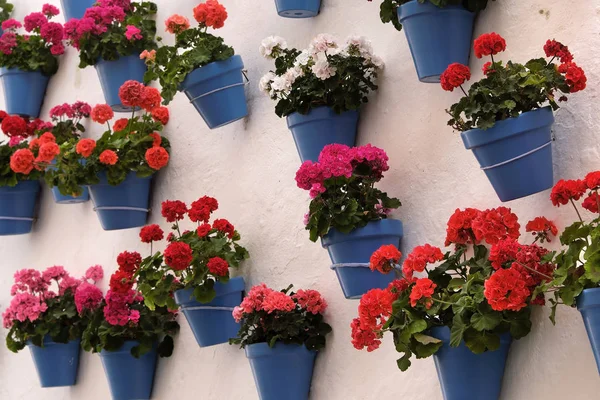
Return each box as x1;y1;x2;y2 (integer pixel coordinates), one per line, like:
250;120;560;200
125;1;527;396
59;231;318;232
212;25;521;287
471;207;520;245
140;87;162;112
484;267;530;312
119;80;145;108
482;61;495;75
196;223;212;237
151;106;169;125
76;138;96;158
37;142;60;163
193;0;228;29
440;63;471;92
445;208;481;246
189;196;219;223
585;171;600;189
409;278;436;308
213;218;235;238
164;242;193;271
402;244;443;278
550;179;586;207
109;270;134;294
558;62;587;93
113;118;129;132
525;216;558;243
489;239;522;270
145;146;169;170
99;149;118;165
139;224;164;243
543;39;573;63
369;244;402;274
582;193;600;213
91;104;114;124
9;148;35;174
117;251;142;275
161;200;187;222
1;115;27;138
473;32;506;59
207;256;229;277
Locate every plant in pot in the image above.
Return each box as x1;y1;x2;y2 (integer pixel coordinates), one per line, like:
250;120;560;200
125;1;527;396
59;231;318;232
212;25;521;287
63;1;157;111
351;207;557;400
1;113;59;235
3;265;103;388
259;34;383;162
135;196;249;347
0;0;14;36
536;171;600;373
42;101;92;204
296;143;402;298
231;284;332;400
60;0;96;21
143;0;247;129
0;4;66;117
372;0;495;82
442;33;586;202
274;0;321;18
48;81;171;231
80;258;179;400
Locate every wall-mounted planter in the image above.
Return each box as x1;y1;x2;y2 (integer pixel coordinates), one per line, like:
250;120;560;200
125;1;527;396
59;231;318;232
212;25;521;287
430;327;511;400
52;186;90;204
60;0;97;20
577;288;600;374
246;342;316;400
0;180;40;235
180;54;248;129
321;219;403;299
99;341;157;400
174;277;245;347
398;0;475;83
275;0;321;18
0;68;50;118
28;337;81;388
88;172;151;231
287;107;358;163
461;106;554;202
94;54;147;112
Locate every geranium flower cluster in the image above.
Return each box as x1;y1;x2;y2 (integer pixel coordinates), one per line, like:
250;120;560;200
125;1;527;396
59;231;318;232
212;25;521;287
297;144;401;241
369;244;402;274
134;196;249;309
443;33;587;132
3;265;103;352
0;4;65;57
231;284;332;350
49;101;91;122
259;34;383;117
550;171;600;214
445;207;520;247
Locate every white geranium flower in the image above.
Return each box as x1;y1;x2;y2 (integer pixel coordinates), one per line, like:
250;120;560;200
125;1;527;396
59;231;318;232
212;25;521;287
294;50;311;67
345;35;373;59
258;72;276;96
271;75;293;95
311;52;337;80
370;55;385;69
309;33;339;55
259;36;287;59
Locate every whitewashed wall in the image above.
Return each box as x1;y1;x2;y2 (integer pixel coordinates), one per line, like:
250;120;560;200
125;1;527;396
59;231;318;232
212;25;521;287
1;0;599;399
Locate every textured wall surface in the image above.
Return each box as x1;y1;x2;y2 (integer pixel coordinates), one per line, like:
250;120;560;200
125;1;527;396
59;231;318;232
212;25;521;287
1;0;600;399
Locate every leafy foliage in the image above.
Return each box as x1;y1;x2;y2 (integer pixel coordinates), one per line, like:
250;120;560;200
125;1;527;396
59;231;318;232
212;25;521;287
0;139;44;187
377;0;495;31
0;0;13;23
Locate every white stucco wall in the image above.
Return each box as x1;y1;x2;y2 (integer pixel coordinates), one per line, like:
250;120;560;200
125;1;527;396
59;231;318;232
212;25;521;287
1;0;599;399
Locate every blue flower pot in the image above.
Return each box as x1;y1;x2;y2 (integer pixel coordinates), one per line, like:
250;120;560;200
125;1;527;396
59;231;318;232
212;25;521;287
88;172;151;231
461;107;554;202
398;0;475;83
174;277;245;347
0;68;50;117
430;327;512;400
52;186;90;204
321;219;403;299
275;0;321;18
28;338;81;388
245;343;317;400
60;0;97;20
180;55;248;129
94;54;147;112
99;341;157;400
287;107;359;162
0;180;40;235
577;288;600;373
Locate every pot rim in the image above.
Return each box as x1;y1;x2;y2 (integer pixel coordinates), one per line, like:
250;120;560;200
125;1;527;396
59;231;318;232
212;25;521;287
321;219;403;248
398;0;473;21
180;54;243;90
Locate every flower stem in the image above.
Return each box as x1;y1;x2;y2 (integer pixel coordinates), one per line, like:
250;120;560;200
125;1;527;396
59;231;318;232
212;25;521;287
459;85;468;97
570;199;583;222
491;54;495;64
515;261;553;281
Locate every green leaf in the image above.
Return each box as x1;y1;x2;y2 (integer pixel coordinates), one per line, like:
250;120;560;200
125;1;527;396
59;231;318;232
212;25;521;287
470;312;502;331
396;353;412;371
450;315;467;347
413;333;442;346
408;320;428;334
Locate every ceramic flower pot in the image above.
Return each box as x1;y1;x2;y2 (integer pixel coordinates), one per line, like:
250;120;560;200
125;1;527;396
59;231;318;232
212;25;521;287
60;0;97;20
461;106;554;202
0;180;40;235
94;54;147;112
88;172;152;231
28;337;81;388
0;68;50;117
398;0;475;83
174;277;245;347
245;342;317;400
577;288;600;373
321;219;403;299
430;327;512;400
274;0;321;18
287;107;359;163
180;54;248;129
99;341;158;400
